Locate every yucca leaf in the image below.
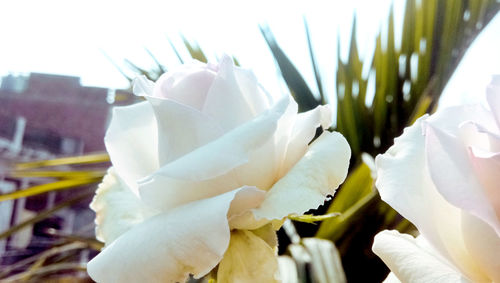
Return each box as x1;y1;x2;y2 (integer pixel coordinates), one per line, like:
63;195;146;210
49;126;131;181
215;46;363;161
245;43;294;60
386;5;399;135
167;36;185;64
336;58;360;155
145;48;167;74
232;56;240;67
181;35;208;63
124;59;158;81
260;25;320;112
304;17;326;104
414;0;436;98
100;50;134;82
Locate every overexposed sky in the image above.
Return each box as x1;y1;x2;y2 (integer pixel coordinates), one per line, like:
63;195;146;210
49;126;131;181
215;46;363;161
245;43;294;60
0;0;498;108
0;0;393;96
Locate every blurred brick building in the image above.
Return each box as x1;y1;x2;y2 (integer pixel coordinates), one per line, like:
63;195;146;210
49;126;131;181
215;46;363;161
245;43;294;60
0;73;135;272
0;73;115;153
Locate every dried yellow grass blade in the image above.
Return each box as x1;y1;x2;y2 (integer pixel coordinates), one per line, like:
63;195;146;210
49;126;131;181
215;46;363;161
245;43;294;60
0;192;93;239
15;153;109;170
0;177;101;202
0;242;87;278
9;170;106;179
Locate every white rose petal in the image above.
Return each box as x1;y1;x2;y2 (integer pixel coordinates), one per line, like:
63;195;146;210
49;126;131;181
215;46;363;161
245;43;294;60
90;168;154;244
104;101;159;194
278;104;333;178
87;186;265;283
132;75;155;97
373;230;471;283
152;62;217;109
425;123;500;235
231;131;351;230
233;67;272;113
374;77;500;282
146;96;225;164
138;96;291;212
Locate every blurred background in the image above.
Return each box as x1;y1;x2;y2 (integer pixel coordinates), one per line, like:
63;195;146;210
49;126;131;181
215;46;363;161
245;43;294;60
1;0;499;282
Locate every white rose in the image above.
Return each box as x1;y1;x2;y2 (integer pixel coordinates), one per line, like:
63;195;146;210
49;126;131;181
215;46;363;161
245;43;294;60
87;55;351;283
373;76;500;282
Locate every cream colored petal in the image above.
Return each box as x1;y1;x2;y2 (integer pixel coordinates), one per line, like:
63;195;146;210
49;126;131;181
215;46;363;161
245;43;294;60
231;131;350;230
250;223;279;249
90;168;155;245
227;186;267;222
87;187;260;283
104;101;159;193
138;97;290;211
372;230;471;283
217;230;279;283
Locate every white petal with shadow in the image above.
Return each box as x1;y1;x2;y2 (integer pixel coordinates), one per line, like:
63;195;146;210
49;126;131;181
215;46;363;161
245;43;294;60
90;168;155;245
278;104;332;178
425;124;500;235
231;131;350;230
372;230;471;283
146;96;224;165
233;66;272;114
375;116;489;280
104;101;159;193
87;186;261;283
234;95;297;191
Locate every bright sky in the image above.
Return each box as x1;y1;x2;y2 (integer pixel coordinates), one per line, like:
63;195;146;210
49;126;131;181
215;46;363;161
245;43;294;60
0;0;393;94
0;0;498;108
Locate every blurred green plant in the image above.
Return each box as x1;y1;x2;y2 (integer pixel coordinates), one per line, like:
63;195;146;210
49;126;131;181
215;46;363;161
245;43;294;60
261;1;499;281
259;1;499;281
